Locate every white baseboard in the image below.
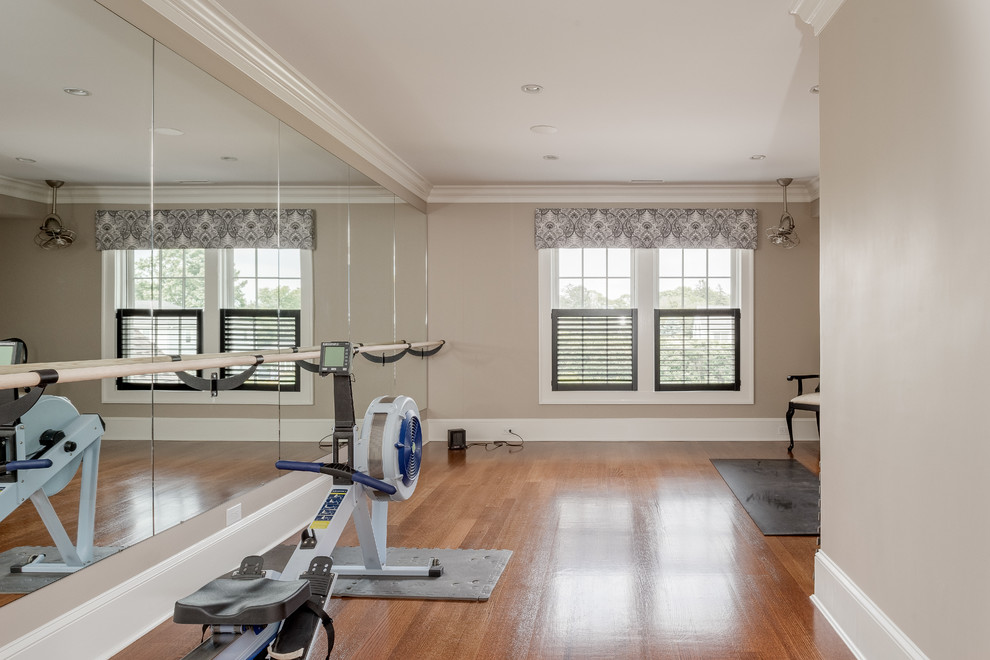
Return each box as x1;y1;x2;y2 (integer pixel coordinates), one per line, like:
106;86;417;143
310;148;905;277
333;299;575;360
425;417;819;444
812;551;929;660
102;416;338;443
0;474;329;660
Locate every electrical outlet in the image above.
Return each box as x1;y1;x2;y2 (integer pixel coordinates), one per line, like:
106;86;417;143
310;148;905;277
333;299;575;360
502;427;512;435
226;503;242;526
777;425;788;436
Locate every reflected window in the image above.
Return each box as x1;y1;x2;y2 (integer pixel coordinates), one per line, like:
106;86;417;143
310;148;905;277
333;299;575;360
105;248;312;401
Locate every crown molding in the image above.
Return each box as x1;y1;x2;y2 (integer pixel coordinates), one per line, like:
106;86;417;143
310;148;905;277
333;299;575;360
428;181;819;205
2;177;819;208
0;176;49;204
135;0;432;202
0;180;397;206
790;0;846;35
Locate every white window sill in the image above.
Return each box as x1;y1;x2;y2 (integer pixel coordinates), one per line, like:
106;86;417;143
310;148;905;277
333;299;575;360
538;389;753;405
100;382;313;406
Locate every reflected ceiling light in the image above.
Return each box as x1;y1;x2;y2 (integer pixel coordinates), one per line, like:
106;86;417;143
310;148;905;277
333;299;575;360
63;87;91;96
750;154;767;160
521;84;544;94
16;157;36;163
153;127;184;136
36;180;76;250
542;154;559;160
766;177;800;249
530;124;557;134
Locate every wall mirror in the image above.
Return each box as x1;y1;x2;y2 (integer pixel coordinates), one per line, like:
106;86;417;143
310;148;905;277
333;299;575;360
0;0;155;607
0;0;428;609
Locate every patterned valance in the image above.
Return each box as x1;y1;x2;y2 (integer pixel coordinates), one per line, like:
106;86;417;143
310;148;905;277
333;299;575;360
95;209;315;250
534;208;758;250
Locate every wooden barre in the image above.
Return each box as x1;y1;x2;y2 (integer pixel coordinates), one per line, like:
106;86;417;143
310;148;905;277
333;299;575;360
0;341;445;391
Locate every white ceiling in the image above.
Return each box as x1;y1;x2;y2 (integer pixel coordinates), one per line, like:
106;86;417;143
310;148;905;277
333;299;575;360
0;0;821;203
214;0;820;189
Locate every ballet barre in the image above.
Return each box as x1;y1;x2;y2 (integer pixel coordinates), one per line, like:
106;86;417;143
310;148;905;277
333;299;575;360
0;340;445;391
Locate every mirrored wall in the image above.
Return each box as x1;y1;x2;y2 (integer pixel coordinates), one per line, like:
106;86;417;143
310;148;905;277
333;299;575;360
0;0;427;607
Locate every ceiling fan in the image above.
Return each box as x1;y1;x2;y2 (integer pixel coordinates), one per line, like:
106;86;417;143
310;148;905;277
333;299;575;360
765;177;800;249
35;180;76;250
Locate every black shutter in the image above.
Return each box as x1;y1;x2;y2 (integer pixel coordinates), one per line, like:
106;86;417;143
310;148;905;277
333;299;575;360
116;309;203;390
552;309;637;391
219;309;301;391
655;308;740;391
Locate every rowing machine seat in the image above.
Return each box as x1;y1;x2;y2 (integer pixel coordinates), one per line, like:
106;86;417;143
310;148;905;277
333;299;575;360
174;556;310;626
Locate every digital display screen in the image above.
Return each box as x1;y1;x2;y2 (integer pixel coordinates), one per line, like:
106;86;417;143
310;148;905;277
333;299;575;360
319;341;351;375
320;345;347;369
0;343;16;366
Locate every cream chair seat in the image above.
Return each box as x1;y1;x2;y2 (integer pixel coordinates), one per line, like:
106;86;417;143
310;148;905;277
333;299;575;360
786;374;820;451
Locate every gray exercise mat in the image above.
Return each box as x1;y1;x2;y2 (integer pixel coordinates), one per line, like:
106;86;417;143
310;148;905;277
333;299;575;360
711;458;820;536
0;545;123;593
329;547;512;601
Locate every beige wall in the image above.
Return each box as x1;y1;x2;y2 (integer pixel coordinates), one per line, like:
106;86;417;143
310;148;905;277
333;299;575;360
820;0;990;657
0;196;101;387
426;200;819;420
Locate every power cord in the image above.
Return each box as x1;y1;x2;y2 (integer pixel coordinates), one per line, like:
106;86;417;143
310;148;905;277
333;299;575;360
468;429;524;453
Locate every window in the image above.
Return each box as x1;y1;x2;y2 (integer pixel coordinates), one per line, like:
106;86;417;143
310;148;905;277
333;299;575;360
116;308;203;389
539;247;753;404
552;249;636;391
655;249;741;391
103;248;312;404
220;308;301;391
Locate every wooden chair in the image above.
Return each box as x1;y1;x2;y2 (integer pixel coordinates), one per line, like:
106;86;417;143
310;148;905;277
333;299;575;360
786;374;819;451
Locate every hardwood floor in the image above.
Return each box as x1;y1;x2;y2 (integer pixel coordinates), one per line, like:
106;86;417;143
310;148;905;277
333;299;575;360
0;440;288;608
115;440;852;660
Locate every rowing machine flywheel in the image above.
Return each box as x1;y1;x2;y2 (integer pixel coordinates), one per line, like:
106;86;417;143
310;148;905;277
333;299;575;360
397;410;422;487
354;395;423;501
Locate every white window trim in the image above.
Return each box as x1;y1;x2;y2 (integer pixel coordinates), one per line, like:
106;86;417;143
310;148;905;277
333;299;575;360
101;250;314;405
538;248;754;405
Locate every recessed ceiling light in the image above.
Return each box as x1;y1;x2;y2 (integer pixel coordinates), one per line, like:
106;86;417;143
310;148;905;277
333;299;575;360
63;87;91;96
530;124;557;134
154;127;185;136
521;84;544;94
543;154;559;160
220;156;238;162
750;154;767;160
15;157;37;163
810;84;820;94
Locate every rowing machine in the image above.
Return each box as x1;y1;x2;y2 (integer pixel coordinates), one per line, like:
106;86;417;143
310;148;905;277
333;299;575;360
173;341;437;660
0;394;105;574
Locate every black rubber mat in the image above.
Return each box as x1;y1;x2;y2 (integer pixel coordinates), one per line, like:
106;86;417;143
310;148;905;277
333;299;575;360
710;459;820;536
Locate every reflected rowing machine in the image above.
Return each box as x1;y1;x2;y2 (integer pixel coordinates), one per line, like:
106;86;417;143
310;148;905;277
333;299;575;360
0;394;105;574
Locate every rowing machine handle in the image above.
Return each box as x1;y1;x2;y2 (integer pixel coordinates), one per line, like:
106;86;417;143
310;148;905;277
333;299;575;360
1;459;54;473
275;460;397;495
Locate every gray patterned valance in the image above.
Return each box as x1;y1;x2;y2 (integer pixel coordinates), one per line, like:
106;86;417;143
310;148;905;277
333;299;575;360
534;208;758;250
95;209;315;250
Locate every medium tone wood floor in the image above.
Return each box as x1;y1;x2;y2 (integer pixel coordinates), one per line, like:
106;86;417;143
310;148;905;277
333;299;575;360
114;440;851;660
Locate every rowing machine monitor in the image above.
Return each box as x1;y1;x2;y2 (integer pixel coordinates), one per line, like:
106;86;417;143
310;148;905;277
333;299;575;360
0;341;23;366
319;341;351;376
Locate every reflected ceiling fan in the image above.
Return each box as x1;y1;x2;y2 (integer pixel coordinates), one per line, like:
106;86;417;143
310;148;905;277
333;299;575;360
765;177;799;249
35;180;76;250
